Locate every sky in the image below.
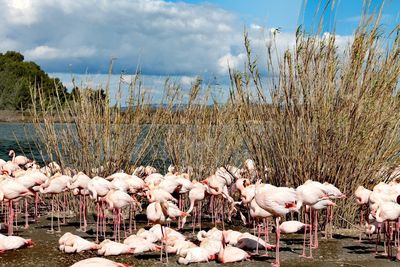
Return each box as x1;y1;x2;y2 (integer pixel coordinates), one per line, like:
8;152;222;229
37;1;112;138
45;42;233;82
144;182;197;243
0;0;399;100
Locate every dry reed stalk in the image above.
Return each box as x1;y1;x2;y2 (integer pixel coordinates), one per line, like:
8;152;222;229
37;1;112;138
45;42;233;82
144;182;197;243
30;70;164;176
159;78;246;179
231;14;400;226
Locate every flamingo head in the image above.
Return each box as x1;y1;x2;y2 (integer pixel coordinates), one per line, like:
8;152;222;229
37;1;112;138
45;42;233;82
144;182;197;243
8;150;15;157
25;239;34;247
200;180;208;185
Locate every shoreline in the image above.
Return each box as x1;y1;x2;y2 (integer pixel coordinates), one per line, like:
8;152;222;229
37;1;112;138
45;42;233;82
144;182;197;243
0;110;33;123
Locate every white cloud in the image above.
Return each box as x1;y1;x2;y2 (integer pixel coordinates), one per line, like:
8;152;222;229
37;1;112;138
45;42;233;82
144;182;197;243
4;0;38;25
25;45;96;60
180;76;198;86
217;53;247;74
0;0;242;75
0;0;353;80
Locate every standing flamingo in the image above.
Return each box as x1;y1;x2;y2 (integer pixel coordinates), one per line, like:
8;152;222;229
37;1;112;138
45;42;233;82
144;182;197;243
104;189;138;242
0;177;33;235
186;180;207;232
40;174;72;232
88;176;111;242
255;181;297;267
355;185;372;241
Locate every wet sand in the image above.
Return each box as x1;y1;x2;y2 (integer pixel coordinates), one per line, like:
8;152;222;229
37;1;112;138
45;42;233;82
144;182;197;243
0;214;398;267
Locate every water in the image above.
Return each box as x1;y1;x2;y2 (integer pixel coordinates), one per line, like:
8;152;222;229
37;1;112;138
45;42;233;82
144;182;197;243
0;122;43;162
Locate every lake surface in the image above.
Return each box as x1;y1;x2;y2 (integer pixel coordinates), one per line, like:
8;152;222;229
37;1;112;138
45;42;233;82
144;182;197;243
0;122;43;162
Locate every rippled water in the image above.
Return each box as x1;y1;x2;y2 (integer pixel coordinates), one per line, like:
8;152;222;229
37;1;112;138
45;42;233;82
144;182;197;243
0;122;43;162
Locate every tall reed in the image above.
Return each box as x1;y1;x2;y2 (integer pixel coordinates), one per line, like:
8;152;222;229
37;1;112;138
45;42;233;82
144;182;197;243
159;79;245;179
231;16;400;226
30;69;164;176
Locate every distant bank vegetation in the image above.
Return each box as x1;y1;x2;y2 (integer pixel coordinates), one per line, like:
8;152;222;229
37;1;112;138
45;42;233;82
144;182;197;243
0;51;69;111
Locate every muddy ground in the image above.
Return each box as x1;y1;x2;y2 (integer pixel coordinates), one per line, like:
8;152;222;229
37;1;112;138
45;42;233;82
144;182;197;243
0;213;398;267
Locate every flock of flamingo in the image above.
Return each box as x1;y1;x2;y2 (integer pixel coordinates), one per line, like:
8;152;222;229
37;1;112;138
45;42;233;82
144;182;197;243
0;150;400;267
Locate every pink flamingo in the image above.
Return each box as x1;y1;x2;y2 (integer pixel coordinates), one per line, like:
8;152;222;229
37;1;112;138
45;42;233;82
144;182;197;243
97;239;134;256
16;171;45;228
70;257;132;267
178;247;212;264
68;172;91;231
0;177;33;235
255;181;297;267
217;233;250;263
0;234;33;252
238;182;272;255
8;150;32;166
146;200;185;263
375;201;400;259
355;185;372;241
87;176;111;242
58;232;99;253
39;174;72;232
186;180;207;232
104;189;138;242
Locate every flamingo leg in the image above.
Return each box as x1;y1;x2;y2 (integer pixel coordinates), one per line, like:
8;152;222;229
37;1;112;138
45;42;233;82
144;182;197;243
160;224;169;263
221;198;225;230
324;207;329;239
192;206;196;234
383;222;388;256
83;194;87;232
359;206;364;242
96;202;100;243
113;208;117;242
102;202;106;238
15;202;18;229
50;195;54;232
8;201;13;236
24;198;29;229
375;223;381;254
63;192;66;224
79;195;82;230
210;196;214;225
329;205;334;238
198;201;202;231
311;209;319;249
34;192;39;220
57;195;61;232
128;205;132;234
133;210;137;231
178;195;181;229
273;217;281;267
256;221;261;255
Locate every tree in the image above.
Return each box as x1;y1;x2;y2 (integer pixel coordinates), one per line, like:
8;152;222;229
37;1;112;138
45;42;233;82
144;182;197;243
0;51;69;110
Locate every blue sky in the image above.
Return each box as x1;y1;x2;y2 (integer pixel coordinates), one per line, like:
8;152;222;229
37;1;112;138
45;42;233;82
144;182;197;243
302;0;400;35
0;0;398;97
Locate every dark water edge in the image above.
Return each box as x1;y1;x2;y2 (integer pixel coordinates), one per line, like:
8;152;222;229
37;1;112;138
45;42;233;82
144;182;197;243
0;122;170;171
0;122;43;162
